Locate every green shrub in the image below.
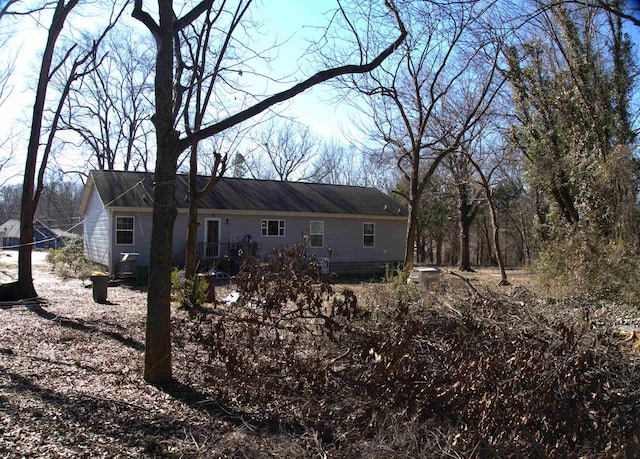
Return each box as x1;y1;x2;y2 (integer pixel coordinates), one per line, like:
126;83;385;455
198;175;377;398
536;227;640;304
382;264;419;308
171;269;210;310
47;238;94;279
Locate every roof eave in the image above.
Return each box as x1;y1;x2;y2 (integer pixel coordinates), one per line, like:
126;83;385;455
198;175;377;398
78;173;96;215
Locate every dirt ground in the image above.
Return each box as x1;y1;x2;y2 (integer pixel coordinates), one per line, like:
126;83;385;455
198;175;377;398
1;251;638;457
0;251;232;458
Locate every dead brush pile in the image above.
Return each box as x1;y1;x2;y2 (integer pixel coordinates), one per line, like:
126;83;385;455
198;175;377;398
173;246;640;457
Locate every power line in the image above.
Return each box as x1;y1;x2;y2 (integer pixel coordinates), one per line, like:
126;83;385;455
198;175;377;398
1;179;145;250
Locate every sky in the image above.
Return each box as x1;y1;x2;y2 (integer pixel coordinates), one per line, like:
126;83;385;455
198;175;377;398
0;0;366;183
258;0;362;137
1;1;640;186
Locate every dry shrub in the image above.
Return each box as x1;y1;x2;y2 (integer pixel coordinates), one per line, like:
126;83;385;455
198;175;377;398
174;245;640;457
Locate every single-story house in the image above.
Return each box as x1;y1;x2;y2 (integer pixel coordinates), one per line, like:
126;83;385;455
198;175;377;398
79;170;408;279
0;218;74;250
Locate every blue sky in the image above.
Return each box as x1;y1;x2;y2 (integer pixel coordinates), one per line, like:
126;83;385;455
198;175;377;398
1;1;639;184
0;1;359;182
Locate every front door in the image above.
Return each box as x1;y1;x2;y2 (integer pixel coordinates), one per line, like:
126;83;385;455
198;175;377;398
205;219;220;258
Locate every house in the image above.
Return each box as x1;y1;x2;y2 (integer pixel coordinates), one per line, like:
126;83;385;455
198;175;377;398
0;218;74;250
79;170;408;280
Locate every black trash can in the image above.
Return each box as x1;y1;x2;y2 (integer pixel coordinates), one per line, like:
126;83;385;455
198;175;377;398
90;274;109;303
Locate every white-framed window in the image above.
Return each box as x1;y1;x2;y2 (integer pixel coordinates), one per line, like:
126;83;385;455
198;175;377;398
363;222;375;248
309;220;324;247
261;219;285;237
116;216;134;245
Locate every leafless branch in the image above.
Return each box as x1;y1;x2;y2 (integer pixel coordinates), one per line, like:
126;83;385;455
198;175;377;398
181;0;407;148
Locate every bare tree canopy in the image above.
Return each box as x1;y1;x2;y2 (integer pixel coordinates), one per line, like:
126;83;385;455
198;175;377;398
249;120;320;181
338;0;505;268
60;26;156;172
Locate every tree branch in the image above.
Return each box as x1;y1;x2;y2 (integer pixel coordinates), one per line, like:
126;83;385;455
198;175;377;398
181;0;407;149
175;0;217;31
132;0;160;39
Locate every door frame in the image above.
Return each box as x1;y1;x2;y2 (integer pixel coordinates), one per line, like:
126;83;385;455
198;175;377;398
204;218;221;258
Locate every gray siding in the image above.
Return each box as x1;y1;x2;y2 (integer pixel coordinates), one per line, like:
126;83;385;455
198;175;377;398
171;213;190;267
191;211;405;265
83;188;110;267
106;212;195;270
88;206;405;274
110;210;153;272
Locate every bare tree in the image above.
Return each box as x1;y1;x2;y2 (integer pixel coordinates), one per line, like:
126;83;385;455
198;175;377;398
132;0;406;383
342;0;504;269
314;139;369;185
0;136;18;188
5;1;125;300
35;169;83;232
0;183;22;223
60;26;155;171
444;150;484;272
463;131;511;284
250;119;319;181
555;0;640;27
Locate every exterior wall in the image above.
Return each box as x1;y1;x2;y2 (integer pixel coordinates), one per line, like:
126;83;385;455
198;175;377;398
190;210;406;268
98;207;406;275
106;211;196;270
109;209;153;273
83;188;110;268
171;213;190;267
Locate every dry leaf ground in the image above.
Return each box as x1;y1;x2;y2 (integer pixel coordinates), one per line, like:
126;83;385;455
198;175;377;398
1;251;639;458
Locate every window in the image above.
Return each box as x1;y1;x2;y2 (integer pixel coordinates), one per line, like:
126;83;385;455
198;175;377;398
116;216;134;245
261;219;285;237
363;222;375;248
309;221;324;247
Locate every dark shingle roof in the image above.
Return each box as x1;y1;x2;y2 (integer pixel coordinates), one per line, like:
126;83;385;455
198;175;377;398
87;170;407;217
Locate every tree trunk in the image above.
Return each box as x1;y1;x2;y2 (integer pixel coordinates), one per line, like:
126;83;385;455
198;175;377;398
488;199;509;286
184;144;201;279
144;149;178;384
416;231;426;263
143;0;179;384
457;185;473;272
404;199;418;270
17;213;36;299
19;132;38;299
184;200;200;278
458;217;472;271
519;216;531;267
435;235;442;266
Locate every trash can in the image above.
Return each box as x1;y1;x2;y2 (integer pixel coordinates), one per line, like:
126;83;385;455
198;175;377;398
136;265;148;286
90;274;109;303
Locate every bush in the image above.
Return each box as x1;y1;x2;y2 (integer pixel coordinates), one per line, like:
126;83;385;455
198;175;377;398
47;238;94;279
536;226;640;303
171;269;210;310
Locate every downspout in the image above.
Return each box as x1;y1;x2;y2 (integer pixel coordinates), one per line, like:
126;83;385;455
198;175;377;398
107;207;114;277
